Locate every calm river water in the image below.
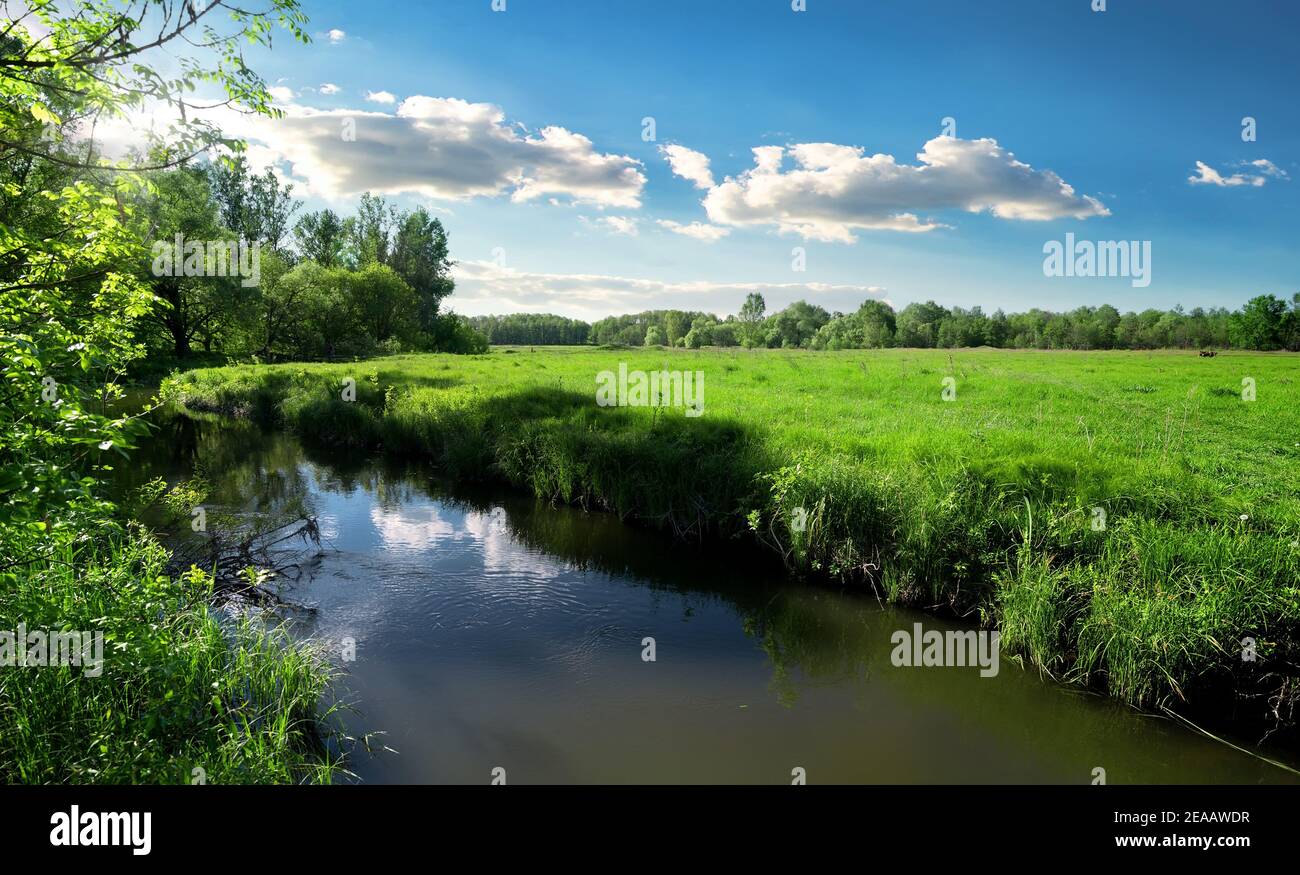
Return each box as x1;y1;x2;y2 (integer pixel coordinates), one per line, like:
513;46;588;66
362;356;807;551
120;406;1299;784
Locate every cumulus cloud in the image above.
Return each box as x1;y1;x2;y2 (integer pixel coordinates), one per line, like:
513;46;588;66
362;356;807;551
659;144;715;189
1189;159;1289;187
656;219;730;241
665;136;1107;242
581;215;640;236
267;85;295;103
365;90;397;104
450;260;886;321
220;95;646;206
326;28;346;43
319;83;341;95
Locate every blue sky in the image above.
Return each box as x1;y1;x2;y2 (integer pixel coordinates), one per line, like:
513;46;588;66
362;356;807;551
227;0;1298;320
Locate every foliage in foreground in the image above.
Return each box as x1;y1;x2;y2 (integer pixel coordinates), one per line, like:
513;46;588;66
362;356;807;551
1;0;343;784
0;526;343;783
164;346;1300;735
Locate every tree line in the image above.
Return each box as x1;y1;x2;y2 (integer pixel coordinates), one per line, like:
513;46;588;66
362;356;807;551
473;293;1300;351
141;162;486;363
470;313;590;345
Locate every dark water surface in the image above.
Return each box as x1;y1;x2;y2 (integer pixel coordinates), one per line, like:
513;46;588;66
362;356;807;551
120;406;1300;784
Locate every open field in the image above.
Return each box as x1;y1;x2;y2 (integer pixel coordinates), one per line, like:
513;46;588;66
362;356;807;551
164;347;1300;735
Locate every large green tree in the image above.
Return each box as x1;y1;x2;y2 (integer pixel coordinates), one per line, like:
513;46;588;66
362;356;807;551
293;208;346;267
390;207;455;332
0;0;307;532
141;166;253;358
208;154;300;251
1229;294;1287;351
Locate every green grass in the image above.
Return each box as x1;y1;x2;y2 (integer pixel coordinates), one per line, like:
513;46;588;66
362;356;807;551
0;530;346;783
163;346;1300;732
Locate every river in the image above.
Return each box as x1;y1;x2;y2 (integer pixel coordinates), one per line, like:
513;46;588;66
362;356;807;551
118;404;1300;784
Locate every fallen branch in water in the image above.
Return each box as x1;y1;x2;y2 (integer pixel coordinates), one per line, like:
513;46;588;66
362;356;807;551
168;515;323;610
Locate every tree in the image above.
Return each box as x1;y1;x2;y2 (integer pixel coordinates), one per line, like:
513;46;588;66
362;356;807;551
141;166;247;358
1283;294;1300;352
645;325;667;346
429;313;489;354
856;300;896;347
346;263;418;346
988;309;1010;347
664;310;688;346
683;315;717;348
767;300;830;348
1093;304;1121;349
738;292;766;348
390;208;455;332
711;321;739;347
0;0;307;531
294;209;347;267
347;192;396;266
252;251;309;358
270;262;358;359
1229;294;1287;351
895;301;948;347
209;155;300;251
0;2;308;174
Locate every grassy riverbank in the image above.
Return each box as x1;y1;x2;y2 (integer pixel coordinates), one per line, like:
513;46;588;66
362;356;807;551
0;521;345;783
163;346;1300;735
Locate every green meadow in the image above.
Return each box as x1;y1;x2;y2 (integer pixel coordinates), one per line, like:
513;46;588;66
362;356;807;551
165;346;1300;734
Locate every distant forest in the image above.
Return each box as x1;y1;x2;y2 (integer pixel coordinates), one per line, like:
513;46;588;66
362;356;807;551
469;293;1300;351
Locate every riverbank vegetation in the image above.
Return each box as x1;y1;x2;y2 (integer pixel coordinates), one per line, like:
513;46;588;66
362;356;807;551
164;346;1300;740
1;1;345;783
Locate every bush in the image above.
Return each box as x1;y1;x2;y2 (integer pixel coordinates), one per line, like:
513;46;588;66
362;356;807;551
429;312;489;354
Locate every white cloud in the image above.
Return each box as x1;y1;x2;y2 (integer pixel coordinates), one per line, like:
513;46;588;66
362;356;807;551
1188;159;1288;187
582;215;640;236
450;260;886;321
660;144;715;189
327;28;346;43
267;86;295;103
1248;159;1289;179
219;95;646;206
656;219;730;241
319;83;341;95
365;90;397;105
668;136;1107;243
1189;160;1258;187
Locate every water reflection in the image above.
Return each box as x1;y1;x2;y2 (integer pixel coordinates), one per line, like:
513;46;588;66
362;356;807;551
119;407;1300;785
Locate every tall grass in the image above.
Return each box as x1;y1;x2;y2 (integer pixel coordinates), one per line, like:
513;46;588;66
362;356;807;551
163;346;1300;731
0;530;345;783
